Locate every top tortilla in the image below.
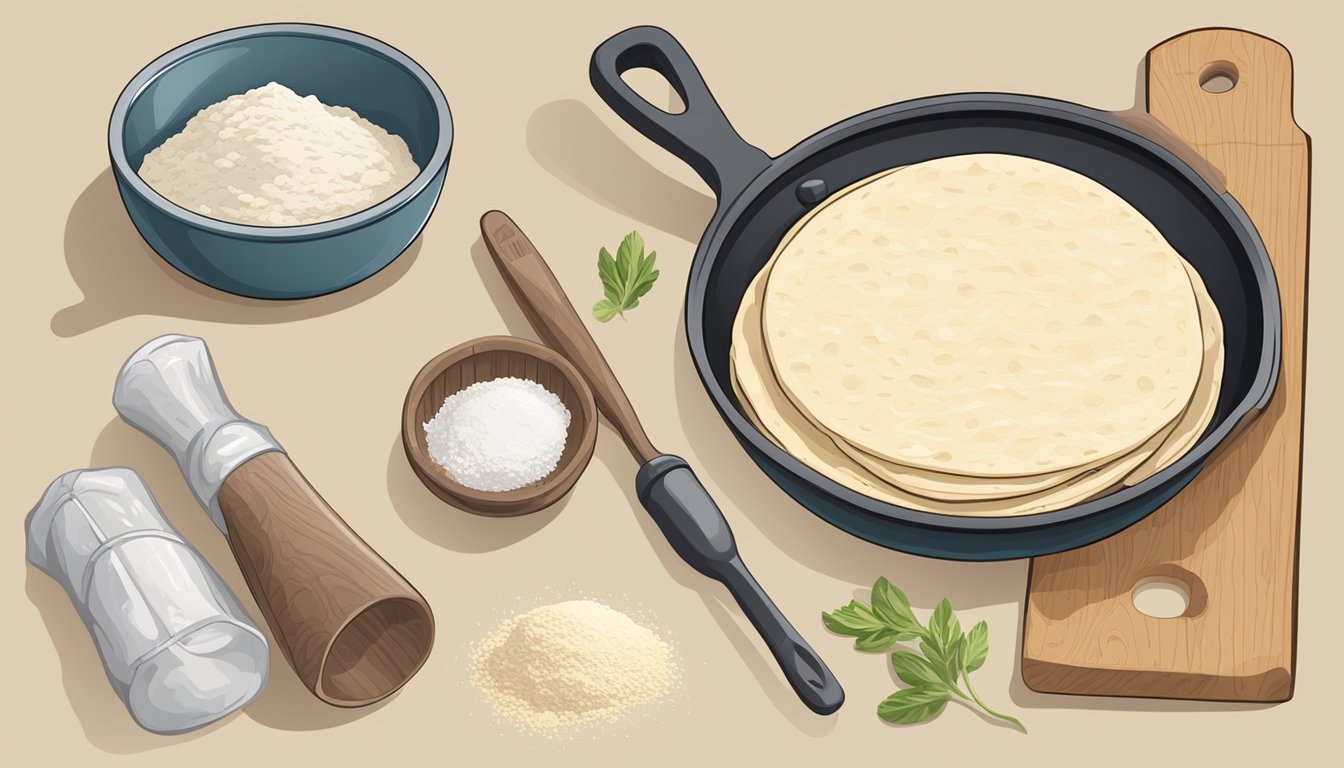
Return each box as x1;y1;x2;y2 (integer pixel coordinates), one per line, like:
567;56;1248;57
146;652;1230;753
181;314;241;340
731;261;1183;515
831;259;1221;498
761;153;1204;477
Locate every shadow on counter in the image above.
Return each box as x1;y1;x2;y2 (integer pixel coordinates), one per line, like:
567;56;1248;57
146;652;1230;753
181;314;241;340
22;417;388;751
469;235;536;339
526;99;714;243
51;168;422;337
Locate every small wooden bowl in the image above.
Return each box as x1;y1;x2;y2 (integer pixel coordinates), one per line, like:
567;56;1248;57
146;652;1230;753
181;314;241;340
402;336;598;516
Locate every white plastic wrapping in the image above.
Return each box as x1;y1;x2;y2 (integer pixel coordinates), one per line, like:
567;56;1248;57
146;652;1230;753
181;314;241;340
25;468;268;734
112;334;283;534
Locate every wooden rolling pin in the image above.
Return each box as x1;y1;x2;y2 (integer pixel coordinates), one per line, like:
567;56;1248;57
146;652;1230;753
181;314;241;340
481;210;844;715
114;334;434;707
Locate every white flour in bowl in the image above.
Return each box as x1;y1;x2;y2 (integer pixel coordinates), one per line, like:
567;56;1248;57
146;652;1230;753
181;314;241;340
138;82;420;226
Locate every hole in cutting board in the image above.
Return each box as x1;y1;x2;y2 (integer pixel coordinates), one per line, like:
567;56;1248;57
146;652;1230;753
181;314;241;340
622;67;687;114
1132;578;1191;618
1199;62;1239;93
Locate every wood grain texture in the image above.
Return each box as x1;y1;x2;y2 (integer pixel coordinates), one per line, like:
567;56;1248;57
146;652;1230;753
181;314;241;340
218;451;435;706
481;210;663;464
400;334;599;515
1022;28;1309;701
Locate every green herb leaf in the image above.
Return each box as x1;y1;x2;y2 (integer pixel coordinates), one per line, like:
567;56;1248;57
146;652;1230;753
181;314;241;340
592;299;621;322
920;636;962;688
597;247;621;303
852;629;903;653
871;577;923;637
826;578;1025;733
963;620;989;673
822;600;887;637
918;599;964;686
928;598;963;651
890;650;947;689
877;686;951;725
593;231;660;322
823;600;911;651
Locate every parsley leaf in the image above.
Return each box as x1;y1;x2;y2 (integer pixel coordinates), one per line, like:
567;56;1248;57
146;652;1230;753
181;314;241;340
871;576;923;637
823;598;917;651
593;231;659;322
963;620;990;673
922;599;965;687
877;686;951;725
890;650;947;689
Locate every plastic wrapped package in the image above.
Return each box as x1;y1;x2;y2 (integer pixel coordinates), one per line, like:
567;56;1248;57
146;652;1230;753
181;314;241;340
25;468;268;734
112;333;282;534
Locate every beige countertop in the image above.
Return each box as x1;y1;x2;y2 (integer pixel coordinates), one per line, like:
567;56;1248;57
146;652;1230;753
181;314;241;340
4;0;1340;764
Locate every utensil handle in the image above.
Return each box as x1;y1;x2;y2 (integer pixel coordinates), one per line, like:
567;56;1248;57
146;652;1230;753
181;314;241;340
636;454;844;715
720;559;846;715
481;209;660;464
217;451;434;707
590;25;771;201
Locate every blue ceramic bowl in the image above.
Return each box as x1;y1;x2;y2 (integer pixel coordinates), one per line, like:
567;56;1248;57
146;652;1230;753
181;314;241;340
109;24;452;299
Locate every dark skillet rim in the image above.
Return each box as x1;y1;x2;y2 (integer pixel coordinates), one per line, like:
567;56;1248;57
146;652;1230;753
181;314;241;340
107;22;453;241
686;91;1282;534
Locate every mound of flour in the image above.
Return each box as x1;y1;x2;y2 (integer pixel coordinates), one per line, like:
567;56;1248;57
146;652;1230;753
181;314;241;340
472;600;676;731
138;82;419;226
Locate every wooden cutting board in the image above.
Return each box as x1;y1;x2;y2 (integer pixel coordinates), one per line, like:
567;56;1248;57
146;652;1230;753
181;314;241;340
1022;28;1309;701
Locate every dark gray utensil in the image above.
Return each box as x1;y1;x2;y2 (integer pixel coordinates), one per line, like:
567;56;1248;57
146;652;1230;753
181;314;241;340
480;210;843;716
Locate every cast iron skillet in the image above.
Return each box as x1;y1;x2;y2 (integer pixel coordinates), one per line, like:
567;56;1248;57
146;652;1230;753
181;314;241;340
590;26;1281;561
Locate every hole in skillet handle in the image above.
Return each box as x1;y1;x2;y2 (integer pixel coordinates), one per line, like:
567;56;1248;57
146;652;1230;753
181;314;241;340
613;36;694;115
621;67;687;114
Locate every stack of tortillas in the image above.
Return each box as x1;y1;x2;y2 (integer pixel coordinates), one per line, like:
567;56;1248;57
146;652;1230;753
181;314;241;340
731;153;1224;516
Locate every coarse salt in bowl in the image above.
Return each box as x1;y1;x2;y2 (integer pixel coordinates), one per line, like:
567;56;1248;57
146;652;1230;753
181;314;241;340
402;336;599;517
424;377;573;493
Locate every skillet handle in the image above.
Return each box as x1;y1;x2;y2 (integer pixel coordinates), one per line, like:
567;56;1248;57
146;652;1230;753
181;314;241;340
591;25;772;201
